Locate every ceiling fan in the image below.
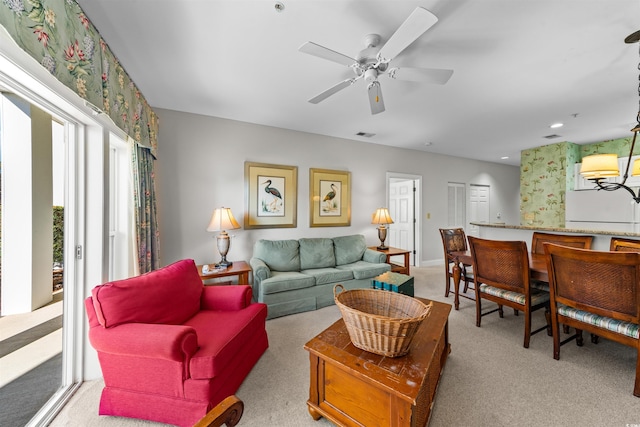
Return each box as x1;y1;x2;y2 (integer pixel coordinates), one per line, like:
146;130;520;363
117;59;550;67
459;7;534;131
299;7;453;115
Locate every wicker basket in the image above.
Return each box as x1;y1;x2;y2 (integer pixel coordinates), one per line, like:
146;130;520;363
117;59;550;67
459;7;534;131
333;284;433;357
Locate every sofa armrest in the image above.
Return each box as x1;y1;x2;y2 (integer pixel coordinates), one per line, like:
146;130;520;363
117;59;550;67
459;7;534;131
250;257;271;282
200;285;253;311
88;322;199;362
363;248;387;263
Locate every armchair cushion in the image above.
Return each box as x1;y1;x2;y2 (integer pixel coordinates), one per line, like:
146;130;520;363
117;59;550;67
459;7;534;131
91;259;203;328
185;304;268;379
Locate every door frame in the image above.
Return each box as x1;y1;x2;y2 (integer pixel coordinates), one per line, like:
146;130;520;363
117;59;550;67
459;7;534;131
386;172;421;267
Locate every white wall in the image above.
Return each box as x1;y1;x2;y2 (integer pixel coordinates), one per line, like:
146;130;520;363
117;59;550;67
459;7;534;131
155;108;521;267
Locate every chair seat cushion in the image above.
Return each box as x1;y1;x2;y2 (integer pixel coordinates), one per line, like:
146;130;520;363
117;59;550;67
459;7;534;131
531;280;550;292
557;304;640;339
261;271;315;295
300;268;353;285
479;283;549;306
185;304;268;379
336;261;391;279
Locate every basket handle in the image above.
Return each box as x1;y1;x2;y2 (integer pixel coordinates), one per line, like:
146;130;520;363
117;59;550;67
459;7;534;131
333;283;345;298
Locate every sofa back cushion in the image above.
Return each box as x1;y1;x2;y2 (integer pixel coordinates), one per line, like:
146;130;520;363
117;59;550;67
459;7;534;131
254;239;301;272
91;259;203;328
333;234;367;265
299;238;336;270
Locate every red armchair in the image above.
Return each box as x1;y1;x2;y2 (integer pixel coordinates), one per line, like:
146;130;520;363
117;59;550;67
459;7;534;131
85;259;268;427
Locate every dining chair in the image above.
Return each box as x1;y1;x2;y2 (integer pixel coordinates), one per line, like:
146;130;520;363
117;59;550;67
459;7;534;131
468;236;550;348
610;236;640;252
543;243;640;397
439;228;475;301
530;232;594;292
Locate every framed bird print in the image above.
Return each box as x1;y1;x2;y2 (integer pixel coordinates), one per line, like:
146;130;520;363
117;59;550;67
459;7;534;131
309;168;351;227
244;162;297;229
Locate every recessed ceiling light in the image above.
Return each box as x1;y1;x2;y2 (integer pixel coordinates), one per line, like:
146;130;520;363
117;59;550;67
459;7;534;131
550;123;564;129
501;156;509;160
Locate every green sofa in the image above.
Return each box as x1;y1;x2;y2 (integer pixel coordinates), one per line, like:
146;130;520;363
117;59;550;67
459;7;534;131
250;234;391;319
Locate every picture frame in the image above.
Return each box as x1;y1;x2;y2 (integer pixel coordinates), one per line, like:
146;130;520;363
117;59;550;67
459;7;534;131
309;168;351;227
244;162;297;229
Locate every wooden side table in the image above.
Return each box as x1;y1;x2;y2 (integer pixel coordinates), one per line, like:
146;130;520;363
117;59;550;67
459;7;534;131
369;246;411;275
196;260;251;285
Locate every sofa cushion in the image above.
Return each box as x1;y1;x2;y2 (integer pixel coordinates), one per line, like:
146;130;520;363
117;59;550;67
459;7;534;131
299;238;336;270
333;235;367;265
91;259;203;328
261;271;315;295
185;303;268;379
253;239;300;272
301;267;353;285
336;261;391;279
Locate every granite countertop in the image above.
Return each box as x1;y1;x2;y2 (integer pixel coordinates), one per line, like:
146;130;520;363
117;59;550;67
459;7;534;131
470;222;640;237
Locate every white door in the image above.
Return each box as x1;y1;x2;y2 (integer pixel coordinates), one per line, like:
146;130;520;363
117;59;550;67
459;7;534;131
389;179;415;266
468;184;490;236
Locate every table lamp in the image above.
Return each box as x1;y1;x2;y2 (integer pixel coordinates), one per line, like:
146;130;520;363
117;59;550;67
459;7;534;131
207;207;241;268
371;207;394;250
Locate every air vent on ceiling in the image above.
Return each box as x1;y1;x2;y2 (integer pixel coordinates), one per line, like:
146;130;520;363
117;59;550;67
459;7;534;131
543;134;562;139
356;132;376;138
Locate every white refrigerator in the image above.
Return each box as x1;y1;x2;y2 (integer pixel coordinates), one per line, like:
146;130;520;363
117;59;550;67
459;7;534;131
565;190;640;232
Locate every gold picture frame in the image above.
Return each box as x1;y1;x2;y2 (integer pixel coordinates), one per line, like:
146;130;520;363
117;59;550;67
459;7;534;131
244;162;297;229
310;168;351;227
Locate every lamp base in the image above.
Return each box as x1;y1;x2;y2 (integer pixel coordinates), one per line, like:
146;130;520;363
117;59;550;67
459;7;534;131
215;260;233;268
377;226;389;251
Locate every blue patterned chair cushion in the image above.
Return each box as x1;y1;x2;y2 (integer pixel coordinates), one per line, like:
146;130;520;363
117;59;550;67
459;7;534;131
479;283;550;306
557;304;640;339
531;281;549;292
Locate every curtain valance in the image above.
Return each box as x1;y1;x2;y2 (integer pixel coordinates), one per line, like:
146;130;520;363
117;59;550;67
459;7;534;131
0;0;158;157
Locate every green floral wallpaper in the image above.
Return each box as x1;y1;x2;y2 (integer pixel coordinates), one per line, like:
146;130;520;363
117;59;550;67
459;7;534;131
520;136;639;227
0;0;158;156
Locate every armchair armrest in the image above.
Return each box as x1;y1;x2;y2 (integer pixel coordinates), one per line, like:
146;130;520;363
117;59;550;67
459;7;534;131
363;248;386;264
201;285;253;311
88;322;199;362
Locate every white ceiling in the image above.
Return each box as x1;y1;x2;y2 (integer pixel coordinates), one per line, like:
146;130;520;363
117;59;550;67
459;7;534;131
75;0;639;166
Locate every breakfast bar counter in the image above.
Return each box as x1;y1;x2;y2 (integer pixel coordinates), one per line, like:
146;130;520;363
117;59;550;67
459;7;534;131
471;222;640;251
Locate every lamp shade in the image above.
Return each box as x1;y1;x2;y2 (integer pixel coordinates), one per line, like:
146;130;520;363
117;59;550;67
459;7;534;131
207;207;241;232
633;158;640;176
580;154;620;178
371;207;394;225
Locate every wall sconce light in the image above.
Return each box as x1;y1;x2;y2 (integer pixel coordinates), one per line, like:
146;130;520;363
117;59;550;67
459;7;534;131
580;29;640;202
206;207;241;268
371;207;394;250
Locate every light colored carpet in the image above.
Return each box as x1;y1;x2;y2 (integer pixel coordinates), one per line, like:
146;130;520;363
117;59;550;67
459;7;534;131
50;266;639;427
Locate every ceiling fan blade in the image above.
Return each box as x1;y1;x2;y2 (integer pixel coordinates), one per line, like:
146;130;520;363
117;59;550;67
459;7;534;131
308;78;357;104
377;7;438;63
388;67;453;85
299;41;357;67
367;81;385;115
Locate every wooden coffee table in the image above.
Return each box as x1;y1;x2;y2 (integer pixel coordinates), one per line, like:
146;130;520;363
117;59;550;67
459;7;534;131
304;298;451;427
